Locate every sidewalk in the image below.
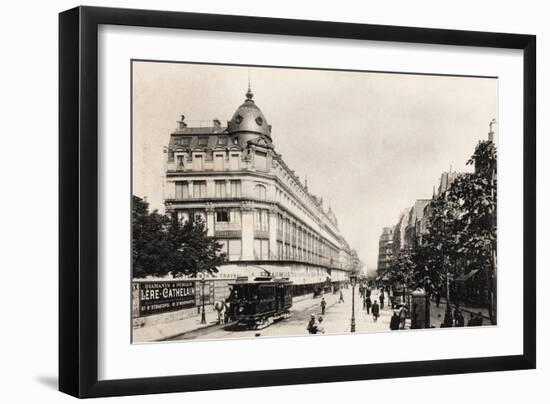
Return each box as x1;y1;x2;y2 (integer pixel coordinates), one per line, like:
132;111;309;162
430;297;491;327
133;292;338;343
132;305;219;343
315;288;410;334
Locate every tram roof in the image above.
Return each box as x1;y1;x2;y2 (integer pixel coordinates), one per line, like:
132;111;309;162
228;276;292;285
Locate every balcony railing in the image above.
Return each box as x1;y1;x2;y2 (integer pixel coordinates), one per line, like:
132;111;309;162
214;229;241;238
254;230;269;239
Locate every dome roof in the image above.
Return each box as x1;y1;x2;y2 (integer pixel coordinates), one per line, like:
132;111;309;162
227;88;271;139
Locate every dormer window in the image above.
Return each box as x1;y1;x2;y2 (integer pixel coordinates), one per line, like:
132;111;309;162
175;137;190;147
255;116;263;126
176;155;184;169
235;115;243;124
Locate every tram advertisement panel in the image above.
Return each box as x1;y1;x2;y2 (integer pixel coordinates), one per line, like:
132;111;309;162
138;281;195;316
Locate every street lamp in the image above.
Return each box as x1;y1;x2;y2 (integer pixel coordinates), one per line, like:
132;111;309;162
198;272;206;324
350;274;357;333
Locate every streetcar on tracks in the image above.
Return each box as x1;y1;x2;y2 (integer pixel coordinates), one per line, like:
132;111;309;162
226;276;293;329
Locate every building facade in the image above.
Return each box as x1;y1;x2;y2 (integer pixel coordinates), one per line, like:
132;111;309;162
376;227;394;274
163;87;358;290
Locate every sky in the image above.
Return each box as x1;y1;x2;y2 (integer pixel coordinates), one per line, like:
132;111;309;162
132;61;497;274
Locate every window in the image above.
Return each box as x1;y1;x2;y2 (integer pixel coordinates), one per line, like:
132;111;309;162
230;180;241;197
230;154;240;170
193;210;206;223
175;137;190;147
216;210;229;222
228;239;241;260
254;209;269;232
255;184;267;200
176;155;185;169
177;211;189;223
198;137;209;147
193;181;207;198
255;151;267;172
214;154;224;171
230;210;241;224
254;239;269;260
217;137;228;146
192;154;204;171
175;181;188;199
218;240;228;255
277;214;283;236
215;180;226;198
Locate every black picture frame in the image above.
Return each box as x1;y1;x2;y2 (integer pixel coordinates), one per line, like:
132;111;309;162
59;6;536;398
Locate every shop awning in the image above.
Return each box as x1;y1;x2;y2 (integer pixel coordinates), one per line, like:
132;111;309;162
455;269;479;282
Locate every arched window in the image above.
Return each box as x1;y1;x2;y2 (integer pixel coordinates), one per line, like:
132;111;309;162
255;184;267;200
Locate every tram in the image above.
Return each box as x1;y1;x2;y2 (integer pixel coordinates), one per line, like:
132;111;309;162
226;276;293;329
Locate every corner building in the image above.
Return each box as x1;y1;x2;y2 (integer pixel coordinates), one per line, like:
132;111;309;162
164;87;357;293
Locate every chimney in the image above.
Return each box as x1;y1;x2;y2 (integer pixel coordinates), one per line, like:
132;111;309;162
488;118;496;142
177;115;187;130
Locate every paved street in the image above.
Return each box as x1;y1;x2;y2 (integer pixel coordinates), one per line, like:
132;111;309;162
168;287;408;341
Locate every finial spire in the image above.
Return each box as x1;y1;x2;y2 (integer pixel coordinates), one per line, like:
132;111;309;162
246;69;254;101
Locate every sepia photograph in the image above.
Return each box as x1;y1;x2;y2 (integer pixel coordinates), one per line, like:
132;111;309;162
131;60;498;343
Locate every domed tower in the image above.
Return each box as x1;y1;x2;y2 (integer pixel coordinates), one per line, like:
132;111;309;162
227;85;272;146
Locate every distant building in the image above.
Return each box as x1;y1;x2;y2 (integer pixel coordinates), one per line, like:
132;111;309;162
163;86;359;291
377;227;394;274
437;171;459;196
392;208;412;254
404;199;431;247
382;169;460;259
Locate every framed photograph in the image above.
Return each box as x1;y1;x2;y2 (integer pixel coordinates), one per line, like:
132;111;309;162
59;6;536;398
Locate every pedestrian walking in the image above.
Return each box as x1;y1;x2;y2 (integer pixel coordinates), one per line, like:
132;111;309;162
365;296;372;314
467;312;476;326
455;310;465;327
475;312;484;326
398;304;407;329
214;300;225;325
223;300;230;324
390;311;400;330
453;305;460;322
380;292;385;309
317;316;325;334
435;291;441;308
372;300;380;322
339;290;345;304
320;297;327;315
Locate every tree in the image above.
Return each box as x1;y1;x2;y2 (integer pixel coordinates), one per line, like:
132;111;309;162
132;195;227;278
132;196;171;278
384;245;416;306
446;140;497;324
382;140;497;327
166;213;226;278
